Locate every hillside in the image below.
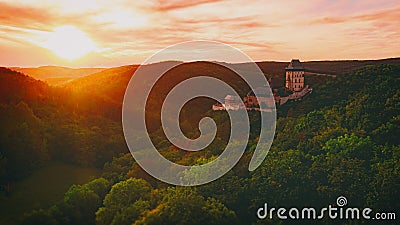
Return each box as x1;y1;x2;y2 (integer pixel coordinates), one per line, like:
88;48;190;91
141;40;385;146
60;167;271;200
255;57;400;86
57;58;400;123
64;65;138;103
10;66;105;85
9;57;398;98
63;61;183;100
1;61;399;225
64;57;400;97
14;63;400;225
0;67;126;183
0;67;51;104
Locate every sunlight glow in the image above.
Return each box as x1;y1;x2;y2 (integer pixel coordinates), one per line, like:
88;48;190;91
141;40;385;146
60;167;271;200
93;9;149;29
40;26;96;60
1;0;399;66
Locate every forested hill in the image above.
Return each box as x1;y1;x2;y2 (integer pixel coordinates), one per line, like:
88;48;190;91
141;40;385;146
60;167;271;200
1;63;399;225
256;57;400;76
10;66;105;85
0;67;127;181
0;67;50;104
8;57;400;95
58;58;400;121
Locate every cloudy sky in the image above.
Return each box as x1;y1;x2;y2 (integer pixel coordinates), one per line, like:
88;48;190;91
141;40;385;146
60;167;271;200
0;0;399;67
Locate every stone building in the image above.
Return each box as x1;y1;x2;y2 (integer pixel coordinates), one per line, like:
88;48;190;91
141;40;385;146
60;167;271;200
223;95;244;110
212;59;312;111
285;59;305;92
243;86;275;110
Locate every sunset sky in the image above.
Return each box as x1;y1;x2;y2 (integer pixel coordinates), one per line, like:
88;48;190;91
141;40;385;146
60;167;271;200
0;0;399;67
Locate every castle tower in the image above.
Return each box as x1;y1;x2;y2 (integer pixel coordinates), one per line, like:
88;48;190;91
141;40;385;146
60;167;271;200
285;59;305;92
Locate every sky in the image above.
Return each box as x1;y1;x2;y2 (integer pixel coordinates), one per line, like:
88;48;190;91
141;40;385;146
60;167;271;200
0;0;399;67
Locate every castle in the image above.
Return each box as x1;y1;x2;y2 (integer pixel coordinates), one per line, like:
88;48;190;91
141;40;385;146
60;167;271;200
285;59;305;92
212;59;312;111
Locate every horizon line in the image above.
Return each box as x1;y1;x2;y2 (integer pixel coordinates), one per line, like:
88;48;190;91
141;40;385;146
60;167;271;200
2;57;400;69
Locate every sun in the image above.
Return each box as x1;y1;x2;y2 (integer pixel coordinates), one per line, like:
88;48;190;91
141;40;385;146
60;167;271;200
41;25;96;60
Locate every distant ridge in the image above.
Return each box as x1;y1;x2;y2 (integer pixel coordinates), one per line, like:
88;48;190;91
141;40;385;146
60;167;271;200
9;66;106;85
8;57;400;86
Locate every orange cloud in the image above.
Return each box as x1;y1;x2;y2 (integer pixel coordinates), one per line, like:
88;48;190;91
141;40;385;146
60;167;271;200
0;2;55;29
311;6;400;24
152;0;224;11
0;0;399;67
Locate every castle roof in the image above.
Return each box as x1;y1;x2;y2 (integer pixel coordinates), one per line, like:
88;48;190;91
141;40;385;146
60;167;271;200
286;59;304;70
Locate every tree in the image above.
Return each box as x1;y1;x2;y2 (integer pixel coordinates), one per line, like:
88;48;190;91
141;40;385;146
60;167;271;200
135;187;237;225
309;134;374;205
21;209;57;225
96;178;152;225
59;184;102;225
368;145;400;210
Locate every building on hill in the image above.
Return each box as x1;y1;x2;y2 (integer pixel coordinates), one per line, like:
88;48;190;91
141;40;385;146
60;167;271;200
285;59;305;92
212;86;275;112
224;95;244;110
212;59;312;111
243;86;275;110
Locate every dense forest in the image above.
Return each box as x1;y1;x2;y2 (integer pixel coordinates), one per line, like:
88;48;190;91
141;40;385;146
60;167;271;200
0;61;399;225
